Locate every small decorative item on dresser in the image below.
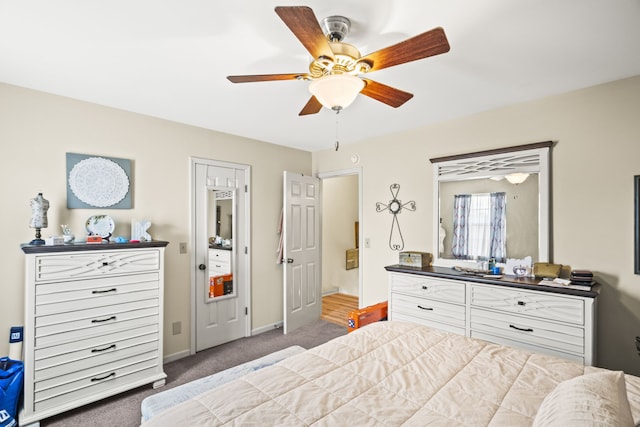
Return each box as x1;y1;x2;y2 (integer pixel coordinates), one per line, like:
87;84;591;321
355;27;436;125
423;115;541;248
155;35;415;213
570;270;595;287
533;262;562;279
60;224;75;243
28;193;49;245
513;265;528;278
399;251;432;268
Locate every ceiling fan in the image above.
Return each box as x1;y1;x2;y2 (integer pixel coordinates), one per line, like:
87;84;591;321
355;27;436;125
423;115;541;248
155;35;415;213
227;6;450;116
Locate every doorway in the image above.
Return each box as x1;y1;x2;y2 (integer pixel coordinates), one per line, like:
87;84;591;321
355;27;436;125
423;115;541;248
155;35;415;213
190;158;251;354
319;169;362;322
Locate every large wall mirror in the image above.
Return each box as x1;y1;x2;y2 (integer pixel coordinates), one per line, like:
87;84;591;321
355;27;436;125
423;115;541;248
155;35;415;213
430;142;552;268
207;188;235;299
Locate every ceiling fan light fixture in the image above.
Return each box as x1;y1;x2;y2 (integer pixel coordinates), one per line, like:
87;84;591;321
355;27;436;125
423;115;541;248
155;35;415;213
309;74;365;111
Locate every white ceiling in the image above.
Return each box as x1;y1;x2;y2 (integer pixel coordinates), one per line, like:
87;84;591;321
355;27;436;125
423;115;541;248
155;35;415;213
2;1;640;152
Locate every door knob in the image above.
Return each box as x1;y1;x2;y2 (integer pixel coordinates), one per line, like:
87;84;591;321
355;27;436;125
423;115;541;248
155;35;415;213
286;258;294;264
198;264;207;270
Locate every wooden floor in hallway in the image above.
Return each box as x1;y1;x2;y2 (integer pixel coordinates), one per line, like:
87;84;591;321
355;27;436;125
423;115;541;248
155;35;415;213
321;293;358;328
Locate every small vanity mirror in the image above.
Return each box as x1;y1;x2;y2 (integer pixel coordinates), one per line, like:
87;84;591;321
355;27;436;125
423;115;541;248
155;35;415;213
431;142;552;268
207;188;235;299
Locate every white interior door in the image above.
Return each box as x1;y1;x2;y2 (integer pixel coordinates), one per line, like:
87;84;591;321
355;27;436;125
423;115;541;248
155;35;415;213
193;159;250;352
283;171;321;334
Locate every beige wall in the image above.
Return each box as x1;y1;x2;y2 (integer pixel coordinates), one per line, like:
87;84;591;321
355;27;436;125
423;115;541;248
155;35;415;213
4;74;640;374
322;175;359;296
0;83;311;359
313;75;640;375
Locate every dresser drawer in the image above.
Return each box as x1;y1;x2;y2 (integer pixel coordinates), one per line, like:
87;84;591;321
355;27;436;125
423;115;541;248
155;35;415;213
35;313;159;349
34;357;161;413
36;306;159;340
391;293;465;330
390;273;465;304
36;298;158;331
35;273;159;316
209;249;231;275
470;284;584;325
34;250;161;282
35;350;158;397
209;249;231;263
35;325;159;365
35;340;159;382
391;312;465;336
470;307;584;356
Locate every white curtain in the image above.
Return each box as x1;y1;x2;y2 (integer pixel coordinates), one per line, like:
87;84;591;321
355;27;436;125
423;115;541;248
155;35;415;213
489;192;507;262
451;194;471;259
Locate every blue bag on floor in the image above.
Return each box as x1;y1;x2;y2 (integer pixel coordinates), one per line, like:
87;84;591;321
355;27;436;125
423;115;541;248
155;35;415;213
0;357;23;427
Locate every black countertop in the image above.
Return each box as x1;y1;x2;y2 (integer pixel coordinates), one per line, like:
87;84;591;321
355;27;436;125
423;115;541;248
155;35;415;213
385;264;600;298
21;240;169;254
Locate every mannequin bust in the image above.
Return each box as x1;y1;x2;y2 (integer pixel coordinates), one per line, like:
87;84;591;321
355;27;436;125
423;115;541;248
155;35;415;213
29;193;49;244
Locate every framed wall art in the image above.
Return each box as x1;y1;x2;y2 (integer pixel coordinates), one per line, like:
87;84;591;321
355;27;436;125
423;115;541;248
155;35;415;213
66;153;132;209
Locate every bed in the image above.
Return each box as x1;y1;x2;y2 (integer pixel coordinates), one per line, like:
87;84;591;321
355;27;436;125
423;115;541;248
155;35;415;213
142;321;640;426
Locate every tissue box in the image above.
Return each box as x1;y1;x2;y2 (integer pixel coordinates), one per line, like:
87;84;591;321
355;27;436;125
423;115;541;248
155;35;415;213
44;236;64;245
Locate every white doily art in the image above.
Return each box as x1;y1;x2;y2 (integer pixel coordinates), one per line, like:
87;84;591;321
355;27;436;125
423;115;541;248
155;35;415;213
68;157;130;208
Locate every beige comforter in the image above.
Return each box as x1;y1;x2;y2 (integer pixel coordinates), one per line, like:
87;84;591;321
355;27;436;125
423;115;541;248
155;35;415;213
144;321;640;426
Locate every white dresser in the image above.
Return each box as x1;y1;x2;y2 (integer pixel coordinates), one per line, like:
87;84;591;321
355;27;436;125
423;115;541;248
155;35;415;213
20;241;168;426
386;265;599;365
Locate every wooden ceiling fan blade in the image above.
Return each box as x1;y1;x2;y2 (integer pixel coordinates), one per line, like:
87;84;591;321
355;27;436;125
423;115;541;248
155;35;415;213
227;73;306;83
360;27;450;72
361;79;414;108
299;96;323;116
275;6;334;61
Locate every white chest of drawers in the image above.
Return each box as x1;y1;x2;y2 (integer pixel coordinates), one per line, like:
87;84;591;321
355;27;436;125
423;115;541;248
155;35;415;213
20;242;168;426
387;266;599;365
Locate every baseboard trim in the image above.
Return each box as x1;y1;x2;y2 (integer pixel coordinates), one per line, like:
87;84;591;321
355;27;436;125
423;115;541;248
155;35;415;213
163;322;285;364
163;349;191;364
252;322;283;335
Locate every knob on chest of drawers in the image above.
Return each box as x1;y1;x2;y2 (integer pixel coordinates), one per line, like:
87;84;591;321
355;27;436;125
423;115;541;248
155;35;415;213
517;301;526;306
421;285;428;290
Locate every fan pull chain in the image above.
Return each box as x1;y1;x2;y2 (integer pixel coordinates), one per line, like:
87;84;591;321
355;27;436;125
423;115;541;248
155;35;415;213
334;108;340;151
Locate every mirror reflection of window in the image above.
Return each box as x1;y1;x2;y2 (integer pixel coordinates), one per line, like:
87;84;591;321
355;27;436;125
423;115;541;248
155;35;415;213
439;176;537;262
452;192;506;261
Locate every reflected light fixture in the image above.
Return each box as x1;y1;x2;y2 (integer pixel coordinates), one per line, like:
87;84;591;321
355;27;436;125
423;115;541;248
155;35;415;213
505;173;529;185
309;74;365;111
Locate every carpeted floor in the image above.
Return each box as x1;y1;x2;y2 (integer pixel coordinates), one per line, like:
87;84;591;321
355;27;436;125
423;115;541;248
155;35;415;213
41;319;347;427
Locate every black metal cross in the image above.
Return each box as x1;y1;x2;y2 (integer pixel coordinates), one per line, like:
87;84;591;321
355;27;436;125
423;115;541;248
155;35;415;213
376;183;416;251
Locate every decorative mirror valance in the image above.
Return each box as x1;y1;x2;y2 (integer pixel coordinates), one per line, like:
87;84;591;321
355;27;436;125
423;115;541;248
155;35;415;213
430;141;553;268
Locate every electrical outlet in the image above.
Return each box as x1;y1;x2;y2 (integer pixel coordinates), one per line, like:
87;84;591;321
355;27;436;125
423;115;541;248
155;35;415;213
172;321;182;335
179;242;187;254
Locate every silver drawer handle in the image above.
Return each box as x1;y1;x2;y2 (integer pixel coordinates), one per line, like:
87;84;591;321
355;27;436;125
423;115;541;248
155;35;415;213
92;288;117;294
91;316;116;324
417;305;433;311
91;344;116;353
509;324;533;332
91;372;116;382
